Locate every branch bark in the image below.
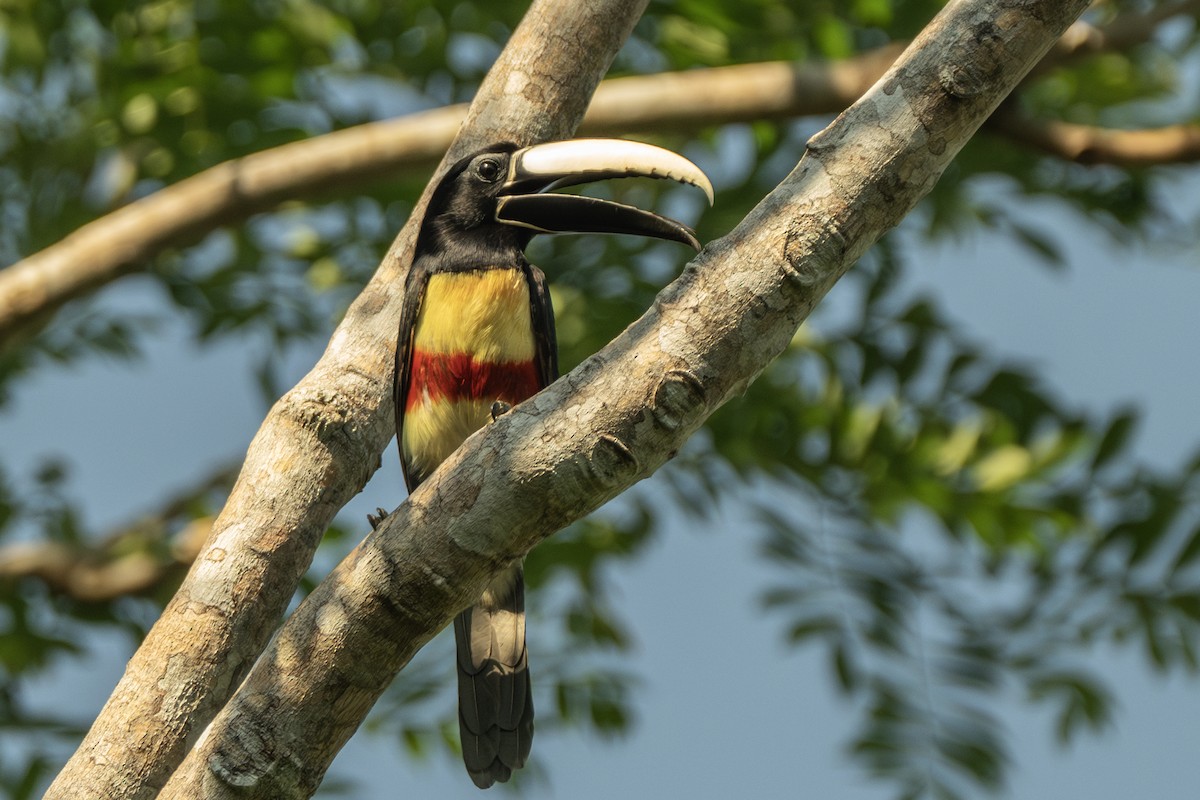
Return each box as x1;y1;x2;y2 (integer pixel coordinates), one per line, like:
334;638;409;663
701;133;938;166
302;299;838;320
43;1;650;798
153;0;1089;797
3;0;1189;348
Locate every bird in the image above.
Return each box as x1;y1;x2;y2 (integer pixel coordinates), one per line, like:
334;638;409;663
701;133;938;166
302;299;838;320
393;138;713;788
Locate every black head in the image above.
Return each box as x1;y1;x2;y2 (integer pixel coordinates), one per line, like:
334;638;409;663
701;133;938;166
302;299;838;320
415;144;527;261
413;138;715;264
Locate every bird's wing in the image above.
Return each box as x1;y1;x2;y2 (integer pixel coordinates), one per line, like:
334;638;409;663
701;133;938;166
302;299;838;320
394;263;430;493
524;263;558;386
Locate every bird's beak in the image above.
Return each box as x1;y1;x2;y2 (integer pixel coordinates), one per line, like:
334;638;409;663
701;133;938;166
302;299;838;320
495;139;714;251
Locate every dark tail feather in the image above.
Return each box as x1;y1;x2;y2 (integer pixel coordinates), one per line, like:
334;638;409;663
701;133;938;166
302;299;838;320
455;566;534;789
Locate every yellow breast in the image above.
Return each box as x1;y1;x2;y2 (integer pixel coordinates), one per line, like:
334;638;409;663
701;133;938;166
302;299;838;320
412;268;535;362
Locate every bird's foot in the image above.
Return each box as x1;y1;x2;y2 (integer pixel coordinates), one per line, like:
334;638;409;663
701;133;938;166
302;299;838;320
490;400;512;421
367;507;389;530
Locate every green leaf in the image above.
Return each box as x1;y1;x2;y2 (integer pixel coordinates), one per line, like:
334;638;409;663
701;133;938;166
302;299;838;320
1091;409;1137;471
1171;525;1200;571
1009;221;1064;268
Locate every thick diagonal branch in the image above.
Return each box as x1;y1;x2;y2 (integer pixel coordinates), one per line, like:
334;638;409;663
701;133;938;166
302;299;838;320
43;2;650;799
155;1;1090;797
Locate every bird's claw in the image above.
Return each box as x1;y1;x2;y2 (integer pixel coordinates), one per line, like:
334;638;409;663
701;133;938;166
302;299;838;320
490;401;512;421
367;507;389;530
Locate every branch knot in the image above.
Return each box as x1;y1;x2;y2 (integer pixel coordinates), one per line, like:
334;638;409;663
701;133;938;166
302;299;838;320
651;369;707;431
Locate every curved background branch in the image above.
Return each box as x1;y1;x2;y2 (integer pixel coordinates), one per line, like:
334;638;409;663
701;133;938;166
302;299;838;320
3;0;1192;348
0;50;892;349
992;109;1200;166
155;0;1090;797
0;108;461;348
1045;0;1200;64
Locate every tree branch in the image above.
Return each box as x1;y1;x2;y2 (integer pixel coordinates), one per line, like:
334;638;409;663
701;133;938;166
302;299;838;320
991;107;1200;166
43;2;651;799
0;108;462;349
5;0;1189;349
154;0;1090;797
0;523;206;603
0;463;236;603
1046;0;1200;64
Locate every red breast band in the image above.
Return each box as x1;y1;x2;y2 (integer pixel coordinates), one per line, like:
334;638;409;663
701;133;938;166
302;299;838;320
406;349;541;412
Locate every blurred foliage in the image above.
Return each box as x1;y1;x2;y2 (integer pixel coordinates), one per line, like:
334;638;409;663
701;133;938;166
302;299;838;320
745;248;1200;798
3;0;1200;799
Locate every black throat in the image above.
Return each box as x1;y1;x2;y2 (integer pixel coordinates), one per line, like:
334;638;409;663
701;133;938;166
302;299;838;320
414;217;533;273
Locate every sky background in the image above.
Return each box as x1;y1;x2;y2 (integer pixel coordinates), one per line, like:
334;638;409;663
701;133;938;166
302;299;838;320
5;160;1200;799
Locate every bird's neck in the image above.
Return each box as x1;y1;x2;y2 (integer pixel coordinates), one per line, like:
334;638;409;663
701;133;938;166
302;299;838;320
419;222;531;270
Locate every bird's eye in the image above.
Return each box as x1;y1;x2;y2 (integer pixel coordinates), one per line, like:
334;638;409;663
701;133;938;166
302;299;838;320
476;158;502;183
